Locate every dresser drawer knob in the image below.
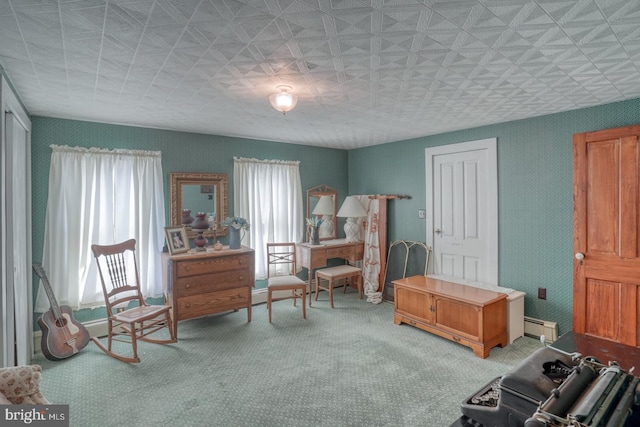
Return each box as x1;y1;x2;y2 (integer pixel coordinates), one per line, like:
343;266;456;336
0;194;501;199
184;283;191;289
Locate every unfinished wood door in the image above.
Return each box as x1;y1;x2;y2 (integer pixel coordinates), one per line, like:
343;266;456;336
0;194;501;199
573;125;640;346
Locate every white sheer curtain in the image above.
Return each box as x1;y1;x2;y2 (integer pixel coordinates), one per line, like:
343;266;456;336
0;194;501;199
233;157;303;279
35;145;166;312
357;195;383;304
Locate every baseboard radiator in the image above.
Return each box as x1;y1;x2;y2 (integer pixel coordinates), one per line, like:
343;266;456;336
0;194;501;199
524;316;558;343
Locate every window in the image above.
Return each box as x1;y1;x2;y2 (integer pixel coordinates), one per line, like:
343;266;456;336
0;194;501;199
233;157;303;279
35;146;165;312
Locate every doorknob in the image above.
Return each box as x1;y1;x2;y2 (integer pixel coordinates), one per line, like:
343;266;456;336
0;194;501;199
435;229;441;235
575;252;584;265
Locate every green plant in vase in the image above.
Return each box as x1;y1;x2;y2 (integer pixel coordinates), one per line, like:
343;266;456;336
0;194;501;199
306;217;324;245
222;216;250;249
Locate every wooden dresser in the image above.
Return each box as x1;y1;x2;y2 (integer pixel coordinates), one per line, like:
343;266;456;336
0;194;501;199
164;247;254;334
393;275;507;358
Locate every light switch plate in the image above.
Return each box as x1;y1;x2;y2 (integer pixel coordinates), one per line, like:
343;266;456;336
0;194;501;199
418;209;426;219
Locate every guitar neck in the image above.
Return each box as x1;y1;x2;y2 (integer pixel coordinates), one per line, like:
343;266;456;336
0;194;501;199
33;264;64;319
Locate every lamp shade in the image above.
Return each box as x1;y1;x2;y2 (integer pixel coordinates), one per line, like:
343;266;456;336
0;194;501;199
337;196;367;242
337;196;367;218
312;195;335;216
269;85;298;114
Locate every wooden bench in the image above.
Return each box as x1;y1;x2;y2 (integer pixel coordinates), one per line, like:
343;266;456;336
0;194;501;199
315;265;362;308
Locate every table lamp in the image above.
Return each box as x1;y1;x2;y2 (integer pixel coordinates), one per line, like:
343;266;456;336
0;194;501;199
312;195;335;238
337;196;367;242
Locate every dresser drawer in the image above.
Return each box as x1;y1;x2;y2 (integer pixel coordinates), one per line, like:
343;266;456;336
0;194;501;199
310;251;327;266
176;254;251;277
353;244;364;260
326;246;354;259
177;288;250;320
176;270;252;297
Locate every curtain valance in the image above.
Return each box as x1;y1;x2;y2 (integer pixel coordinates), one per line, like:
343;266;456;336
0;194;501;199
233;156;300;165
51;144;161;158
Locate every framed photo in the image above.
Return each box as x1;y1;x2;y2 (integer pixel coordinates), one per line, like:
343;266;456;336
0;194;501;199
165;226;189;255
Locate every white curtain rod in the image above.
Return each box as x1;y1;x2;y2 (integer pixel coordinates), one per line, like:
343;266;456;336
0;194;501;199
366;194;410;200
50;144;161;158
233;156;300;165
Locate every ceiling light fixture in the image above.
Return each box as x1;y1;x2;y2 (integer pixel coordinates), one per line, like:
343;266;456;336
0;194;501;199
269;85;298;114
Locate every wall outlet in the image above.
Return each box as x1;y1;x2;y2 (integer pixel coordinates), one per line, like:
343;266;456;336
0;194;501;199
538;287;546;300
418;209;426;219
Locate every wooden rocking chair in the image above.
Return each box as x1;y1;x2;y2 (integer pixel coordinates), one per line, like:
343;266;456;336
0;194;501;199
91;239;176;363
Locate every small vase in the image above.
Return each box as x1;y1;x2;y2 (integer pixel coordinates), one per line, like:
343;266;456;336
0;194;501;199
311;227;320;245
194;232;207;251
191;212;209;230
182;209;194;225
229;228;241;249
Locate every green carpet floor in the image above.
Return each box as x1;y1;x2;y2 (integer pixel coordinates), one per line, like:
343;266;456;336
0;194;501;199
33;290;542;426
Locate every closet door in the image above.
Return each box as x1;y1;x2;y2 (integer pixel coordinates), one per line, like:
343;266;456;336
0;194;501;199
573;125;640;346
1;78;32;366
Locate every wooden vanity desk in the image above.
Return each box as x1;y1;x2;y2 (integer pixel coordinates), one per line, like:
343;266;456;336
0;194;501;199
164;247;254;334
393;275;507;358
296;239;364;306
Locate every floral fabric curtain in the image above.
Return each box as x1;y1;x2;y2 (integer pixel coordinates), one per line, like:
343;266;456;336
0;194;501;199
35;145;165;311
356;195;383;304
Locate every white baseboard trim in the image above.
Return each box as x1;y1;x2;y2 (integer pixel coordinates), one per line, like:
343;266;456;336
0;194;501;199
252;287;268;305
32;318;108;354
33;288;274;354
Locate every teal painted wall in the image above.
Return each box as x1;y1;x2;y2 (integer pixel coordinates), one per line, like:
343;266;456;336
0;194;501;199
28;99;640;335
30;117;349;323
348;97;640;335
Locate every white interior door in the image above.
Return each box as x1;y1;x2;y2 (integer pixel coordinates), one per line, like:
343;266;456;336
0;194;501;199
1;77;32;366
6;113;31;365
426;138;498;285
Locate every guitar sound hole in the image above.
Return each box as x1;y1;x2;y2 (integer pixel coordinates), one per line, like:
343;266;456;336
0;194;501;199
55;317;68;328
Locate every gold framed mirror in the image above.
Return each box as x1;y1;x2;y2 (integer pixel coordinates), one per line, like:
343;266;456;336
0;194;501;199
306;185;337;241
170;172;228;238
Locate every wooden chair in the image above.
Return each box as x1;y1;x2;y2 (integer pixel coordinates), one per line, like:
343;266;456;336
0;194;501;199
266;243;307;323
315;264;362;308
91;239;176;363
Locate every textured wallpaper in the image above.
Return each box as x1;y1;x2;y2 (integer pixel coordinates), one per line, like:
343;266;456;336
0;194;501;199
30;118;349;323
349;97;640;335
31;97;640;334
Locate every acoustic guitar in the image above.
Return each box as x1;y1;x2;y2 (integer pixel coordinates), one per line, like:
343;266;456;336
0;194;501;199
33;263;90;361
